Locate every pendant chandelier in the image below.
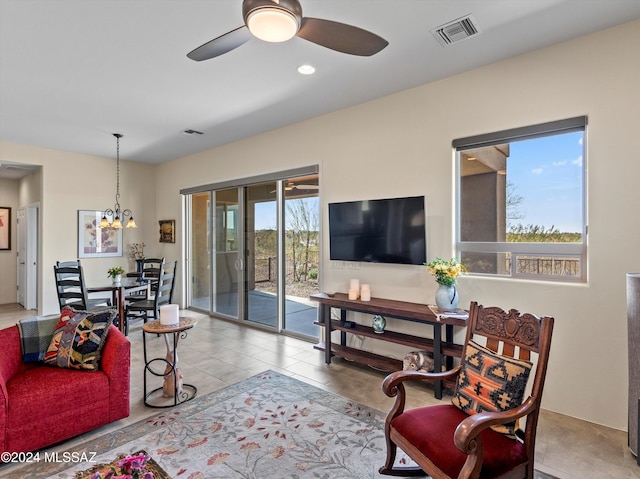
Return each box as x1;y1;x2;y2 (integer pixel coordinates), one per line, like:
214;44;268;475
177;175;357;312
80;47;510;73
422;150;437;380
100;133;136;229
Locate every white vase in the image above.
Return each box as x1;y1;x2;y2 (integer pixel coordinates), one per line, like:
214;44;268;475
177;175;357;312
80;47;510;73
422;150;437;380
435;284;459;311
112;274;122;286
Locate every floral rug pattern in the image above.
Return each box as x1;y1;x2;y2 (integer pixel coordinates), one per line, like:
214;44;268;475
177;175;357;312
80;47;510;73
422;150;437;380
9;370;412;479
8;370;556;479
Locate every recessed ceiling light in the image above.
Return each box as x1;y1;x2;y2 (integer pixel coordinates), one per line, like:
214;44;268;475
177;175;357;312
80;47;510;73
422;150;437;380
297;64;315;75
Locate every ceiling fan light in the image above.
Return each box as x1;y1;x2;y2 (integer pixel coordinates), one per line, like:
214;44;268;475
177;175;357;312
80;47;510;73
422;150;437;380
247;8;299;42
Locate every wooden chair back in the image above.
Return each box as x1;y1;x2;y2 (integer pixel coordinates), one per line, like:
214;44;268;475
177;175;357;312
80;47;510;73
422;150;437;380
53;260;90;310
153;260;177;313
140;257;165;284
464;301;554;468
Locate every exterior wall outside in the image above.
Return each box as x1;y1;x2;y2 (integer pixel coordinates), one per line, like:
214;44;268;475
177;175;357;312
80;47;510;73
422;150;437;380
0;19;638;430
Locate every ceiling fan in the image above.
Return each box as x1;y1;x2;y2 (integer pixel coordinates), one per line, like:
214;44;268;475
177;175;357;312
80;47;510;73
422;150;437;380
270;181;319;193
187;0;388;61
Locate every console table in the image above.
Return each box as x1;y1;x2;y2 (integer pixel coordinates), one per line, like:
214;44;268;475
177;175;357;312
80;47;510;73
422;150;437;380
310;292;467;399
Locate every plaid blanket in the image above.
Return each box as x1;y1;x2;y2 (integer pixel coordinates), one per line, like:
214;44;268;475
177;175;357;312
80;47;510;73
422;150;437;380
17;314;60;362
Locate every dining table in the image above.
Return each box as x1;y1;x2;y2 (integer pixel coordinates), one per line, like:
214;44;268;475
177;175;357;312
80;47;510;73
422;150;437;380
87;277;152;335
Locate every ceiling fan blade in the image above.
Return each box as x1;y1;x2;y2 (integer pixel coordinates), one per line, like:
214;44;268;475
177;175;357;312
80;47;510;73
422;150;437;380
187;25;252;61
297;17;388;56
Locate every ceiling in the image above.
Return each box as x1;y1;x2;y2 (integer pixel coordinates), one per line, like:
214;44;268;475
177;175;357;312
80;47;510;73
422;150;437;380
1;0;639;177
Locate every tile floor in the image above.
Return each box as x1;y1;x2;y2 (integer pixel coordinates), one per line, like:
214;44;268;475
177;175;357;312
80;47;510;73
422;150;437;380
0;303;638;478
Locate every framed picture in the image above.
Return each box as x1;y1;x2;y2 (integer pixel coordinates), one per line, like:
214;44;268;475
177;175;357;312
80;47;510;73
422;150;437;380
78;210;123;258
159;219;175;243
0;207;10;250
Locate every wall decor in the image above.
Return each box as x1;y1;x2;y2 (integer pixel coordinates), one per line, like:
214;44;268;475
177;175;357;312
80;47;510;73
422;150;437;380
0;207;10;250
78;210;123;258
159;219;175;243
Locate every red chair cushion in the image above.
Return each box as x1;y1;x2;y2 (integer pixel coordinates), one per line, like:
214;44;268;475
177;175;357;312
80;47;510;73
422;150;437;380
6;365;110;452
391;404;528;478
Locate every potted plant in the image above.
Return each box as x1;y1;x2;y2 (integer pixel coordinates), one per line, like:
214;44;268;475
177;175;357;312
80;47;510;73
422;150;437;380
426;257;466;311
107;266;125;285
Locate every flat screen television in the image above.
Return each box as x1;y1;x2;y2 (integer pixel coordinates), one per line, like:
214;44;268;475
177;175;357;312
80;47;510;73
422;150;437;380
328;196;426;265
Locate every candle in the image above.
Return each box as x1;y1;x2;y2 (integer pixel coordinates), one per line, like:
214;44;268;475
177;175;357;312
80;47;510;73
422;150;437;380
360;284;371;301
159;304;179;326
348;289;358;300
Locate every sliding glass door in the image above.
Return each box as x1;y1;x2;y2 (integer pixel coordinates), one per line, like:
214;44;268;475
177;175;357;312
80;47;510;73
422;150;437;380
189;192;211;311
185;168;319;338
245;182;278;328
213;188;240;319
283;177;320;337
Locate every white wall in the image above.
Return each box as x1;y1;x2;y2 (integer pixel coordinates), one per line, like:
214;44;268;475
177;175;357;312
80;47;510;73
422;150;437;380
155;19;640;430
0;19;637;430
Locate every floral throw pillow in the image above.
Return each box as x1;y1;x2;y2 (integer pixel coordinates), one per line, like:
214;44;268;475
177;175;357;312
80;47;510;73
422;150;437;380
451;339;533;438
44;307;116;371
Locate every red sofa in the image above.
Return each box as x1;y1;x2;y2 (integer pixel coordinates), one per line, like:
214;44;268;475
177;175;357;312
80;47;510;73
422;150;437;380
0;322;130;454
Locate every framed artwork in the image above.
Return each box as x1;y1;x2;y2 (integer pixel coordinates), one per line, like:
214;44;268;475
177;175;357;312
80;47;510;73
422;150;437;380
0;207;10;250
159;219;175;243
78;210;123;258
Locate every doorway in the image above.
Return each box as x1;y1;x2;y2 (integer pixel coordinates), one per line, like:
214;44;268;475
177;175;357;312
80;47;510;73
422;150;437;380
184;168;319;339
17;203;39;310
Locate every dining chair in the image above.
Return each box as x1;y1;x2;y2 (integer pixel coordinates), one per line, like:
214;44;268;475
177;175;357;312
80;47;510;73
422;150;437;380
124;260;177;335
54;260;112;312
379;301;554;479
126;257;165;302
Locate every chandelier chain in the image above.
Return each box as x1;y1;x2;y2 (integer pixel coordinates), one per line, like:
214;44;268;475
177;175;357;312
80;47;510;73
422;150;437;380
100;132;135;228
115;134;121;208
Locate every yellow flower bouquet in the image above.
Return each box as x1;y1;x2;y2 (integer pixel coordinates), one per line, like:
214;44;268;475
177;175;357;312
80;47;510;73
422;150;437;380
107;266;125;279
426;257;466;287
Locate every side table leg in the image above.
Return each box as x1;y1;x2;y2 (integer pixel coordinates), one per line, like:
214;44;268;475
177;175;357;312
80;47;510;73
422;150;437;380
445;324;454;370
322;304;332;365
162;333;183;400
433;325;443;399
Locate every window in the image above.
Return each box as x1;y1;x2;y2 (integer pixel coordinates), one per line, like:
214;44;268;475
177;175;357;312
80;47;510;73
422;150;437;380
455;117;587;282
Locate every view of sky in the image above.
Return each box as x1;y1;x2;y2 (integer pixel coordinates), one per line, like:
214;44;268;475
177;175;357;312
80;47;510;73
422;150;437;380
507;131;584;233
254;202;277;230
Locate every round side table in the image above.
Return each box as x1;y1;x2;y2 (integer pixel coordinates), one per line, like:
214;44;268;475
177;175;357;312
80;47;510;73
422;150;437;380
142;317;198;408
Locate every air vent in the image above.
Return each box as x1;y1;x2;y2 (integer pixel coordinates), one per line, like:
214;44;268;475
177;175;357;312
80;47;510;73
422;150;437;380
431;14;481;47
182;129;203;136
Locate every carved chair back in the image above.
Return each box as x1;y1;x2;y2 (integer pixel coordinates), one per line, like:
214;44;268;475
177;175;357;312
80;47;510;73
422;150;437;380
465;301;554;462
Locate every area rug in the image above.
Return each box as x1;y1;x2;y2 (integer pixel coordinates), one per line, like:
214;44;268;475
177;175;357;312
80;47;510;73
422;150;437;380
8;370;556;479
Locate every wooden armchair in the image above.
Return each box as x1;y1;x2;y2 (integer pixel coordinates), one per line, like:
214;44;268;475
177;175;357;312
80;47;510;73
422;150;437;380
379;301;554;479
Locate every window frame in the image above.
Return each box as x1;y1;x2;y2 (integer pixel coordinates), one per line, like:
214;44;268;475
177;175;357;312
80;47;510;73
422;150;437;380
454;116;587;283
